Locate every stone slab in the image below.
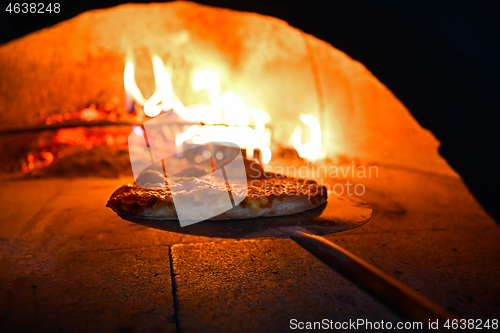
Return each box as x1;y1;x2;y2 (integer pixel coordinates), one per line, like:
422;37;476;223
169;165;499;332
0;246;175;333
0;165;498;332
0;177;213;257
171;224;500;332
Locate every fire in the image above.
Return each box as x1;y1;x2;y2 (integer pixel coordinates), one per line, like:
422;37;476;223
124;60;146;107
125;55;176;117
192;71;222;124
292;114;322;161
143;55;175;117
222;92;249;126
123;54;322;164
80;105;100;121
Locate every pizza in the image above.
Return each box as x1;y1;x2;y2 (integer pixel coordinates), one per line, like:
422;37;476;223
106;159;327;220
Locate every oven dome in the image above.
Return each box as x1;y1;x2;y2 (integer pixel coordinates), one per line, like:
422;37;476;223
0;1;456;176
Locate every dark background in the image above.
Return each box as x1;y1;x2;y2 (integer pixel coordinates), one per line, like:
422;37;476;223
1;0;499;221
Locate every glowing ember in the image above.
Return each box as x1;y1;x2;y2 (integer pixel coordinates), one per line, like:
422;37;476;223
81;105;100;121
16;125;130;176
38;100;122;126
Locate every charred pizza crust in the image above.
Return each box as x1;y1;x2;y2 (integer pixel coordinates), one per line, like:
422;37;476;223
107;159;327;220
106;175;327;220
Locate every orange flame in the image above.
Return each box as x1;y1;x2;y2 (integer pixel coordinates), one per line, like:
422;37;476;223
123;56;274;163
292;114;322;161
222;91;249;126
192;71;222;124
143;55;175;117
124;60;146;106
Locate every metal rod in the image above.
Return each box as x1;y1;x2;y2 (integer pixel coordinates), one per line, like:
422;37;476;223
0;121;137;135
0;120;266;136
289;229;459;332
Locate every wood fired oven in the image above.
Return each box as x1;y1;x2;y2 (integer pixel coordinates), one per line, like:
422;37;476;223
0;1;498;332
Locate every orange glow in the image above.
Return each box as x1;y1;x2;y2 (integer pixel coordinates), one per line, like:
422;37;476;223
190;125;272;164
105;133;115;146
1;2;461;177
187;73;272;163
192;71;222;124
41;152;54;166
143;55;175;117
249;108;271;146
222;92;249;126
55;128;85;145
124;58;274;164
124;60;146;106
81;105;100;121
125;54;178;117
143;92;163;117
27;155;34;170
107;113;118;121
293;114;322;161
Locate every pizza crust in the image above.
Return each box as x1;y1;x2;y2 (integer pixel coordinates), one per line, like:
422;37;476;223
107;178;327;220
106;160;327;220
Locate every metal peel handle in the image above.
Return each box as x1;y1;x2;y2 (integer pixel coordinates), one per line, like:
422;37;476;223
289;229;459;332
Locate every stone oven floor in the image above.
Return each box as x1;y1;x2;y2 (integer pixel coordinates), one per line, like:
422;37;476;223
0;165;499;332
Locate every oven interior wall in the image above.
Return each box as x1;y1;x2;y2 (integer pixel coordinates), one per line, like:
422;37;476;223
0;2;456;176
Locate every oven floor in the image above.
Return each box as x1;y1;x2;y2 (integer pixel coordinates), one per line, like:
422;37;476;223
0;165;499;332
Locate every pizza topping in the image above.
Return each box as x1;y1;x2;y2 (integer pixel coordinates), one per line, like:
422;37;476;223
135;170;165;188
107;158;327;219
